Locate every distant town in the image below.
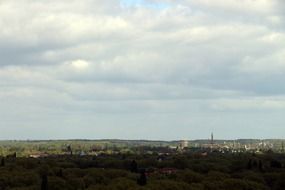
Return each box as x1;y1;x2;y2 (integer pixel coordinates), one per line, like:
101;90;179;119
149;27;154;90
1;134;285;158
1;135;285;189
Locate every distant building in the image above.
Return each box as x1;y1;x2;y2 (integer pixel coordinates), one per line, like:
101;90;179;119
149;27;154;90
29;153;49;158
80;151;86;156
201;152;208;156
200;133;221;150
179;140;188;149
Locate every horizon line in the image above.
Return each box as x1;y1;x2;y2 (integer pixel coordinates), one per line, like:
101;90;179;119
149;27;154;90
0;138;284;142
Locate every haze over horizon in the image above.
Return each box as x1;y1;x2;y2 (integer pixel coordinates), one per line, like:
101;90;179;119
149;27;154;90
2;136;285;142
1;0;285;140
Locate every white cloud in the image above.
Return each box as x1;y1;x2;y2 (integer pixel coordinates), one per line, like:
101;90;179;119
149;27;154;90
239;49;285;74
69;59;90;71
185;0;275;13
1;0;285;139
211;98;285;111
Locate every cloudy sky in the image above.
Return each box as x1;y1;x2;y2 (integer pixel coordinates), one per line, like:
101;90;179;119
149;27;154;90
0;0;285;140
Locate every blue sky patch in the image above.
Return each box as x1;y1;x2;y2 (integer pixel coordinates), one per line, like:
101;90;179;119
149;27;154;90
120;0;170;10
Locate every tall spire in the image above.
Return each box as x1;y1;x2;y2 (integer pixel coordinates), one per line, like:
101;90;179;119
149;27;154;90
211;132;214;145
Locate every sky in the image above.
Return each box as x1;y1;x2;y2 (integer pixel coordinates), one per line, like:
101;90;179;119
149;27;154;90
0;0;285;140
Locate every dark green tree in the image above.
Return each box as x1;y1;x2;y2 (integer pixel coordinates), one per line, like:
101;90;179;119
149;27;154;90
258;160;263;171
247;159;252;170
41;174;48;190
130;160;138;173
1;157;5;167
137;170;147;186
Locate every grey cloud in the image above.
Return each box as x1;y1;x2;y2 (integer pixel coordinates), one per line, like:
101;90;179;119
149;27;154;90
1;0;285;139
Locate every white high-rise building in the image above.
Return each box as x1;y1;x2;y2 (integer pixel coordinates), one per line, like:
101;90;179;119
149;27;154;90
180;140;188;149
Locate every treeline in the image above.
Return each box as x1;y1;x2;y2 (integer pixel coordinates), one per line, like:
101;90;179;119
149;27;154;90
0;140;178;157
0;152;285;189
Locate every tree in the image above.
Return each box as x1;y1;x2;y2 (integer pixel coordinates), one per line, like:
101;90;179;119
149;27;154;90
270;160;282;168
247;159;252;170
258;160;263;171
41;174;48;190
1;157;5;167
137;170;147;186
56;169;63;178
130;160;138;173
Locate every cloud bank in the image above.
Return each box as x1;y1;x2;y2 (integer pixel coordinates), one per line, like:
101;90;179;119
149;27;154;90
0;0;285;140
